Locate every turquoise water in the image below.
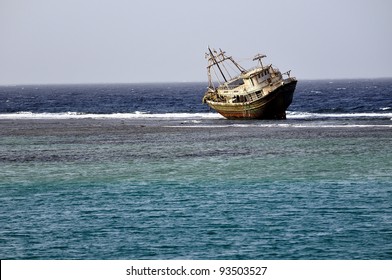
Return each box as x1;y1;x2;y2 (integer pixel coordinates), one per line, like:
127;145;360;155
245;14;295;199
1;120;391;259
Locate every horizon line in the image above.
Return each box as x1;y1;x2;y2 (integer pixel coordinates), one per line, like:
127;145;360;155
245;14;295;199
1;77;392;87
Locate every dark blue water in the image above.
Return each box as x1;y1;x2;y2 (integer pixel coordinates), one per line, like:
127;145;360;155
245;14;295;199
1;79;392;259
1;79;391;115
0;83;207;114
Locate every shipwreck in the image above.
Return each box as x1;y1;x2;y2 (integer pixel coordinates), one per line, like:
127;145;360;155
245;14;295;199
202;48;297;119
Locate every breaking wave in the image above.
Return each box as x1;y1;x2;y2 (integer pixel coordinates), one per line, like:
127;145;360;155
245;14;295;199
0;111;223;120
1;111;391;122
286;111;392;120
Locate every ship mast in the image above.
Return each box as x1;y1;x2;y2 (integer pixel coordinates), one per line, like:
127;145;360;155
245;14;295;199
208;47;227;83
206;47;246;90
253;53;266;68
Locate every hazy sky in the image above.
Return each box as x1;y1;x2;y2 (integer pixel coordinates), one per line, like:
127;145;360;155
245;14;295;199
1;0;391;84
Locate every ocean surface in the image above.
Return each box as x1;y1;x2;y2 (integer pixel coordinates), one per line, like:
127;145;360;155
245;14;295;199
0;79;391;259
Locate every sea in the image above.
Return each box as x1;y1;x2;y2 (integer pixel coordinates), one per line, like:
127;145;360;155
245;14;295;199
0;79;391;260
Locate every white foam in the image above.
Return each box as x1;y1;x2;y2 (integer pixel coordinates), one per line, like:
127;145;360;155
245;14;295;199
286;111;392;119
167;123;392;129
1;111;392;122
0;111;223;120
282;124;392;128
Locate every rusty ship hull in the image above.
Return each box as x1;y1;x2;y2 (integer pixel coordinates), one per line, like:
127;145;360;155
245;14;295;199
206;79;297;120
203;48;297;120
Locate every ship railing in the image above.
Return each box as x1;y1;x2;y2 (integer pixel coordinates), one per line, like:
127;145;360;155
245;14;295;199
219;84;245;90
243;66;258;73
244;64;273;74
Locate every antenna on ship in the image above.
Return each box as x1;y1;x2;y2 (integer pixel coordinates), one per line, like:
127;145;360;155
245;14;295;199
253;54;267;68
